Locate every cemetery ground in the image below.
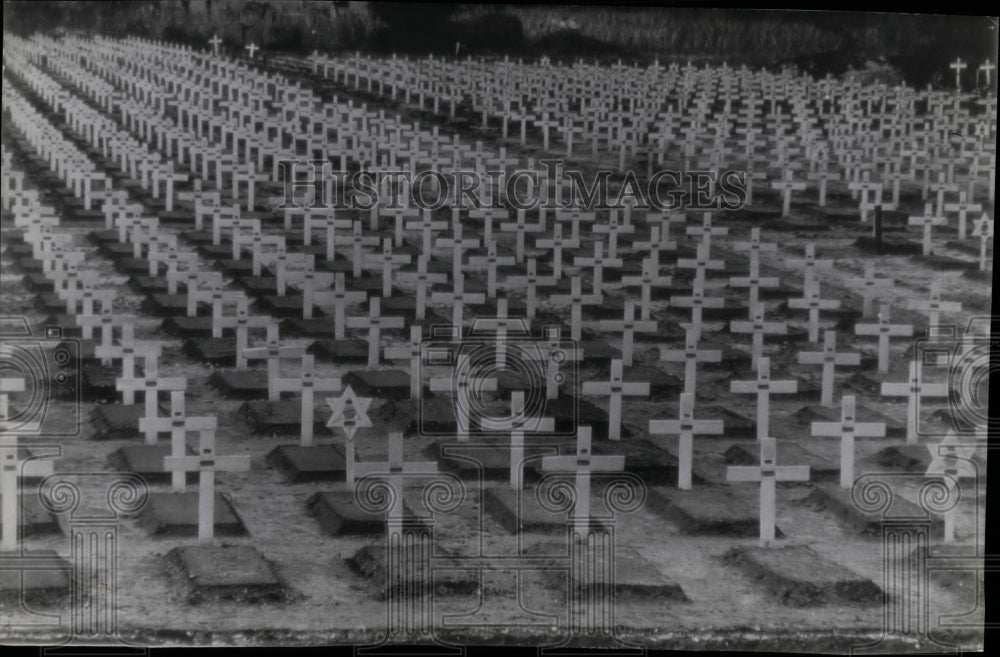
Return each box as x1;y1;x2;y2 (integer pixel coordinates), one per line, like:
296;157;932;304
0;35;992;650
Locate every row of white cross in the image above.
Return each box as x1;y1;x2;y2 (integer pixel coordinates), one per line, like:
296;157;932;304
308;49;997;211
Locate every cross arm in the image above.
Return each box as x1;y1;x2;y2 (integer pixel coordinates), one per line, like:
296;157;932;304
649;418;724;434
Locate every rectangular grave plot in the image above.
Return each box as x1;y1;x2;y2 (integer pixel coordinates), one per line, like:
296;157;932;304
416;396;515;437
492;371;537;397
141;294;190;316
0;494;63;541
239;400;330;436
569;546;689;602
573;340;622;367
215;259;255;277
254;294;306;318
208;370;269;400
183;338;237;366
802;485;944;537
853;236;923;256
90;404;157;440
429;443;512;481
306;491;424;536
14;256;44;274
4;240;34;255
380;296;418;320
112;257;158;276
181;231;215;246
845;371;883;395
540;396;609;438
912;545;984;606
724;545;882;607
481;487;611;535
81;366;120;402
140;492;248;538
342;370;411;400
432;438;565;482
159;210;194;225
647;486;769;538
483;487;570;534
266;445;345;483
867;445;982;478
433;435;562;479
195;243;233;259
63;208;105;224
911;254;978;272
312;258;354;274
35;292;68;315
235;276;279;297
96;242;135;259
713;347;752;374
348;544;479;599
165;545;288;604
160;316;214;339
0;551;72;607
591;439;681;486
279;318;338;339
21;272;58;293
307;340;371;363
107;444;198;484
621;365;683;400
129;275;169;295
695;406;754;438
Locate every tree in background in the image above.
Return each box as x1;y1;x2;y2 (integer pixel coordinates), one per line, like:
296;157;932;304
367;2;458;54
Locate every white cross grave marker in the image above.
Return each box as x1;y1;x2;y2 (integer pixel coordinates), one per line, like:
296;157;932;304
649;392;723;490
139;391;216;492
797;330;861;407
730;356;797;441
354;431;438;529
908;202;946;256
926;430;977;543
854;304;913;374
581;359;649;441
659;326;721;396
811;395;885;488
788;281;841;343
428;353;499;442
541;426;623;532
881;359;948;445
1;435;55;552
951;57;967;91
163;425;250;544
848;262;893;318
726;436;810;547
908;281;962;330
730;303;787;368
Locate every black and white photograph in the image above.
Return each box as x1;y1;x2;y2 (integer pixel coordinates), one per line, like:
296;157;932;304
0;2;996;652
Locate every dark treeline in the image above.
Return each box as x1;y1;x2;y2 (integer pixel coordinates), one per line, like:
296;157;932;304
2;2;996;88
